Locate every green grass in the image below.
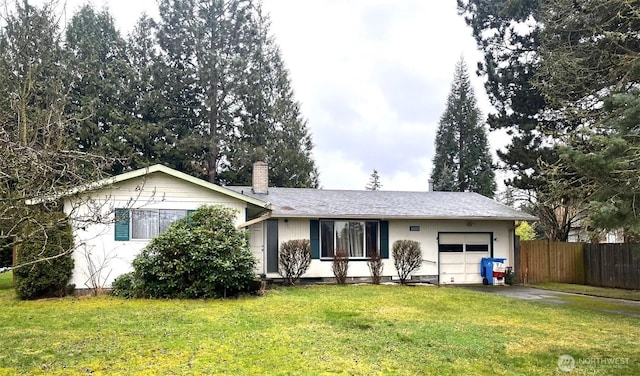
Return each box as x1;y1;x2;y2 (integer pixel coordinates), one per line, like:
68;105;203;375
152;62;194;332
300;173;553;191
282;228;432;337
532;282;640;301
0;272;638;375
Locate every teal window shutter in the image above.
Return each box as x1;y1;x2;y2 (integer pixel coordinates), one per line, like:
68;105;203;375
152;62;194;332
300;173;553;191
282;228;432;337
114;208;130;241
186;210;196;225
380;220;389;259
310;220;320;259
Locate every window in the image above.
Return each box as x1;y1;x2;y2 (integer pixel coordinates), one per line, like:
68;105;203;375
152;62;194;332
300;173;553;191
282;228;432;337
438;233;491;253
320;220;379;258
131;209;187;239
438;243;464;252
466;244;489;252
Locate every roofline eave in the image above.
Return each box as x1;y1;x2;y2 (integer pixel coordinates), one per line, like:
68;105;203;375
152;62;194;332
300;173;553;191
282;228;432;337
35;164;272;210
268;214;539;221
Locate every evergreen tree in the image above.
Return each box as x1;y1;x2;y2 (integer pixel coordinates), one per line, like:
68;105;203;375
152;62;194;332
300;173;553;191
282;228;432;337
122;15;176;171
431;59;495;198
0;1;109;268
536;0;640;237
457;0;586;240
65;5;131;173
220;7;318;187
457;0;550;191
366;170;382;191
155;0;258;183
154;0;318;186
538;0;640;114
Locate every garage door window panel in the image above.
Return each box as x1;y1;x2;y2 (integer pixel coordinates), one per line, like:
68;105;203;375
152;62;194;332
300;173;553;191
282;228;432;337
466;244;489;252
439;244;464;252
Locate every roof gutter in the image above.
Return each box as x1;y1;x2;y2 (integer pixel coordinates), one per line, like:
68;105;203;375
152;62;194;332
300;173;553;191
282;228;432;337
264;214;539;221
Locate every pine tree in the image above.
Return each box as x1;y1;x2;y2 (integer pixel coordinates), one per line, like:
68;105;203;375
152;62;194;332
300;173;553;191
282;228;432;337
457;0;585;240
431;59;496;198
366;170;382;191
457;0;550;191
536;0;640;236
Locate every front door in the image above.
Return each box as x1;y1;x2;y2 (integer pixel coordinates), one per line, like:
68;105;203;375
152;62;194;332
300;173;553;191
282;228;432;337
266;219;279;274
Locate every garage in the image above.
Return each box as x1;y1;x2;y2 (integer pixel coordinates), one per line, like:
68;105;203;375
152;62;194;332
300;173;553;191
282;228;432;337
438;232;492;284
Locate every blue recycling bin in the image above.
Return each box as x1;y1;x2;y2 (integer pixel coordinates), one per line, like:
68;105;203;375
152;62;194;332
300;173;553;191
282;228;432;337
481;257;506;285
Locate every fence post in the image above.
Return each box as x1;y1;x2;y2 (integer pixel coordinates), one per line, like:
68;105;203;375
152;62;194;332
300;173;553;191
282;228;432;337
547;239;551;283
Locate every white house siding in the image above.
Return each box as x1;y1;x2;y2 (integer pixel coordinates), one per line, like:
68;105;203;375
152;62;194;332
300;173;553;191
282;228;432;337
64;172;249;289
277;218;309;240
249;223;265;274
265;218;514;283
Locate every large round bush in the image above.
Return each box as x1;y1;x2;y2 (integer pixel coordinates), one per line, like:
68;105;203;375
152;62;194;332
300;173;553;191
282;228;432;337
130;205;257;298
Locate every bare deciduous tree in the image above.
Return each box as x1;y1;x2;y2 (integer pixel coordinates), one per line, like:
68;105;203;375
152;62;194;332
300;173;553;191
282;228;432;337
367;249;383;284
331;249;349;285
392;240;422;284
278;239;311;285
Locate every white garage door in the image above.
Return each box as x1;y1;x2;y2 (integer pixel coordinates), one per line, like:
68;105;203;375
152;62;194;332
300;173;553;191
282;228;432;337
439;233;491;284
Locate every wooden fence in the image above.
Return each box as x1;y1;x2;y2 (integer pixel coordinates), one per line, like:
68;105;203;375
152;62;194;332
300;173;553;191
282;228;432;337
516;241;640;289
516;240;585;284
584;243;640;290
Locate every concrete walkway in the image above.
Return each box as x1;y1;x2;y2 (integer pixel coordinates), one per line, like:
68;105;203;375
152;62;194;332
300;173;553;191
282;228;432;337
465;285;640;318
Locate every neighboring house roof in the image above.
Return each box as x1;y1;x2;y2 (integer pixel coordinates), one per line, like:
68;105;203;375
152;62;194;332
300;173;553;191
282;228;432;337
50;164;271;210
227;187;538;221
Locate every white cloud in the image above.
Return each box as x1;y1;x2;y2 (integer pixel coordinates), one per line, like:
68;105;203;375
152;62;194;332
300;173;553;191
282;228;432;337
383;156;433;192
263;1;497;190
313;149;369;190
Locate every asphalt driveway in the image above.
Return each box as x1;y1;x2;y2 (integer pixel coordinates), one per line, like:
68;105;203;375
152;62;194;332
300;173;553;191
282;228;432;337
465;285;640;318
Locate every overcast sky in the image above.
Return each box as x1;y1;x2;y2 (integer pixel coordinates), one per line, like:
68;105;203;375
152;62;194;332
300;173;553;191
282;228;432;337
58;0;501;191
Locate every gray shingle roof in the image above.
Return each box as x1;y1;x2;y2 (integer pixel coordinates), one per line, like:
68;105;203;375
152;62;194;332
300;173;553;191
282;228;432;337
227;187;537;221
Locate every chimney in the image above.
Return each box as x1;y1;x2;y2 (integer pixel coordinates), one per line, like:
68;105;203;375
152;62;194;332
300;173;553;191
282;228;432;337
252;161;269;194
428;179;434;192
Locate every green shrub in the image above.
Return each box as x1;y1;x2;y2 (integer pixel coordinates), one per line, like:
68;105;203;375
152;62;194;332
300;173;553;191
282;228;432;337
111;272;137;298
130;205;257;299
14;212;74;300
392;240;422;284
278;239;311;285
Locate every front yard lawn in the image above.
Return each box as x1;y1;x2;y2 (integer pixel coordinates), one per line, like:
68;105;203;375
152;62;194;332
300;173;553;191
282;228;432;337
0;272;638;375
